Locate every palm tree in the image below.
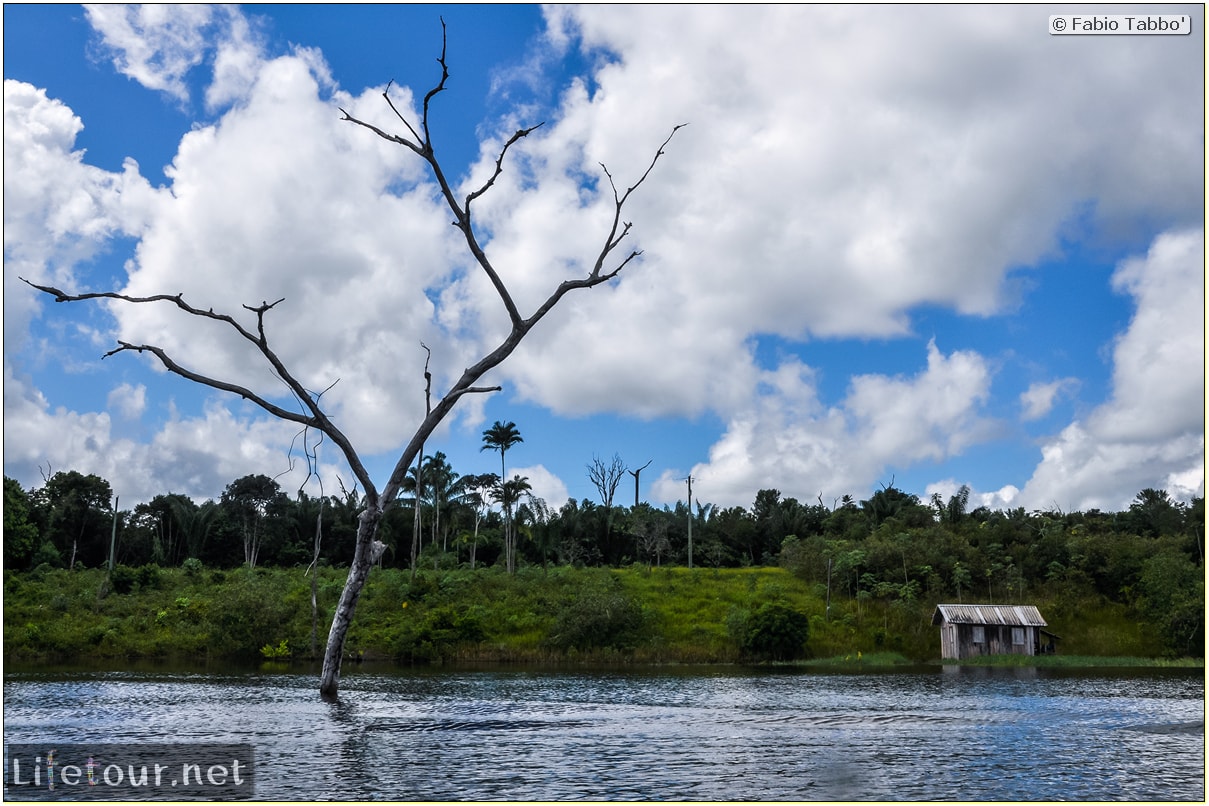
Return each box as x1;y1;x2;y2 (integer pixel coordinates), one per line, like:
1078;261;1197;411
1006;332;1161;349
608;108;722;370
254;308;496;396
460;473;498;570
482;421;523;573
421;452;461;552
481;421;523;481
492;474;531;574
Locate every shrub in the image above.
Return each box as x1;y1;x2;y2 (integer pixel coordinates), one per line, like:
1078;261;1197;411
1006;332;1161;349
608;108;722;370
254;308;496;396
31;541;62;569
136;564;162;590
207;572;298;657
182;557;204;578
390;605;488;663
110;565;137;594
548;583;647;652
260;639;291;659
731;601;810;661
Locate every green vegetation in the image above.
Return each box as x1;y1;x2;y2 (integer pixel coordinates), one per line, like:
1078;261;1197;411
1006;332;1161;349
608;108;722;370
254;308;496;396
5;468;1202;667
4;563;1200;667
946;654;1203;669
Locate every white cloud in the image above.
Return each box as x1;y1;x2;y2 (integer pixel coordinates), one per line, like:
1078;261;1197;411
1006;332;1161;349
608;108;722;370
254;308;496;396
1016;228;1205;510
6;6;1203;514
84;4;216;105
84;5;270;113
204;9;268;111
467;4;1203;427
4;364;343;503
109;47;473;457
2;72;167;482
651;342;996;507
1020;378;1078;421
3;80;165;348
107;383;146;420
511;464;570;510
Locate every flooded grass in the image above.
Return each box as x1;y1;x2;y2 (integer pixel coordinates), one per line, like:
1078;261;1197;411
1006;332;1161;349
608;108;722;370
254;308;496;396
946;653;1203;668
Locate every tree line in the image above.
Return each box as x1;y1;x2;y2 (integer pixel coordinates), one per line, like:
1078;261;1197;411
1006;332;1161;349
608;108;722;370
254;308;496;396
5;432;1203;656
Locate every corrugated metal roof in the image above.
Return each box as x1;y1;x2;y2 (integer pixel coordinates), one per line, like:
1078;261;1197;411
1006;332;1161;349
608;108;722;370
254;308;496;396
931;604;1047;627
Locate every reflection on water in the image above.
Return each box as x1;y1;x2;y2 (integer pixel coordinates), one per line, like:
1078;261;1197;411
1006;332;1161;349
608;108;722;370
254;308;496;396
3;664;1204;801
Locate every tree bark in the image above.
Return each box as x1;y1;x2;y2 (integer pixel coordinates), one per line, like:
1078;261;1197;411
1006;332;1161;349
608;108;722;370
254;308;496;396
320;506;381;699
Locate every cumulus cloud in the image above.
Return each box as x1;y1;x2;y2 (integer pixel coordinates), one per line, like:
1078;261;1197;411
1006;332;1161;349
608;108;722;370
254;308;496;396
107;383;146;420
483;5;1202;423
511;464;571;510
5;364;341;503
651;341;996;507
84;4;217;105
1016;228;1205;510
5;6;1203;512
108;43;475;455
1020;378;1079;421
3;80;165;347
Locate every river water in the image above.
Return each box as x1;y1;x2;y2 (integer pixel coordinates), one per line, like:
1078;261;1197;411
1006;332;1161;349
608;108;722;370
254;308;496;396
3;664;1204;801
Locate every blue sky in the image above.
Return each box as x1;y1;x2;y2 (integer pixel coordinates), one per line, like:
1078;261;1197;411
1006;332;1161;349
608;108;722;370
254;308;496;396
4;5;1204;514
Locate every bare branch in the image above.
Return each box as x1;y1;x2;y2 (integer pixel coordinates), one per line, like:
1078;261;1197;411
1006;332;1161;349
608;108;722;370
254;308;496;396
22;277;378;502
103;341;317;426
464;123;545;209
419;17;451;146
339;109;419;154
589;123;687;280
381;79;423;144
588;453;627;509
447;385;502;402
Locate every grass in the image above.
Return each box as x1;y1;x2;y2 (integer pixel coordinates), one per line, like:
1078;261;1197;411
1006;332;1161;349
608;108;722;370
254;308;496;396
4;564;1200;668
947;653;1204;668
799;651;915;668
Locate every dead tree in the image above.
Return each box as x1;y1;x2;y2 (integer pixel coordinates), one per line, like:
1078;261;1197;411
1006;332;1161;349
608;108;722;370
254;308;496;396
23;23;681;700
587;453;627;511
588;452;627;544
628;459;652;508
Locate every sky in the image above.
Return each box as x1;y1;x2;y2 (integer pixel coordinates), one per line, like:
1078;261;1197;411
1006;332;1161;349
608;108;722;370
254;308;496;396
3;4;1205;515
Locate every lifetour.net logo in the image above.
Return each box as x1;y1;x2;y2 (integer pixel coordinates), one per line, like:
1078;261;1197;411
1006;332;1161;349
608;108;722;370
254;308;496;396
4;743;255;801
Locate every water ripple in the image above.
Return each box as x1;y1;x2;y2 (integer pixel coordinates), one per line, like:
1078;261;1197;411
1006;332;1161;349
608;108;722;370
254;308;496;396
3;666;1203;801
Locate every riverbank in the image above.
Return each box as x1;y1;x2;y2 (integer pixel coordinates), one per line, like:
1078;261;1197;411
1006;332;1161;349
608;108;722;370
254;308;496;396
4;564;1197;666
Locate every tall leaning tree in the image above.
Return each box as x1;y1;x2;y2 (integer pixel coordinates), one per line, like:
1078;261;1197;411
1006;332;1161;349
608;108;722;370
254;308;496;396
23;24;682;700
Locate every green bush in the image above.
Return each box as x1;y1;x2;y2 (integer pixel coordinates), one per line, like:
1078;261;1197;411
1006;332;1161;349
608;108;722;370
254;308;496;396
548;582;647;652
136;564;162;590
182;557;204;578
731;601;810;660
387;604;487;663
110;565;137;594
206;571;299;657
31;542;62;569
260;639;291;659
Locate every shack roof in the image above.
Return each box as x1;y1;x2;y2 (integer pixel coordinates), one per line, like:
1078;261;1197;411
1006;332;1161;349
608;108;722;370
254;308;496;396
931;604;1047;627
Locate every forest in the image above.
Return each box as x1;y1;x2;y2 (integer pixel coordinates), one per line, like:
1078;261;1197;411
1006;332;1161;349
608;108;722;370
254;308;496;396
5;429;1204;662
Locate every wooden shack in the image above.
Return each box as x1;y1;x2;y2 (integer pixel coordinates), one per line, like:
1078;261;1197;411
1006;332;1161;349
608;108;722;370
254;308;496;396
932;604;1058;660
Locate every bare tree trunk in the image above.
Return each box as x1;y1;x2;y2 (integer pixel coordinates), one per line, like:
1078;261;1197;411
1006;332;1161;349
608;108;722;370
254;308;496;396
320;507;381;699
410;448;422;580
470;510;480;570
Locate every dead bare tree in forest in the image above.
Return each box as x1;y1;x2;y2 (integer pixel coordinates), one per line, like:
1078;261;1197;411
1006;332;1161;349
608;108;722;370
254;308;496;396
23;23;682;699
627;459;652;508
588;452;627;541
588;453;626;510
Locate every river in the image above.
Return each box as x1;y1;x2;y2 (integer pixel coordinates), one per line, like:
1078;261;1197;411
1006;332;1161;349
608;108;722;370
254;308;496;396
3;664;1203;801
